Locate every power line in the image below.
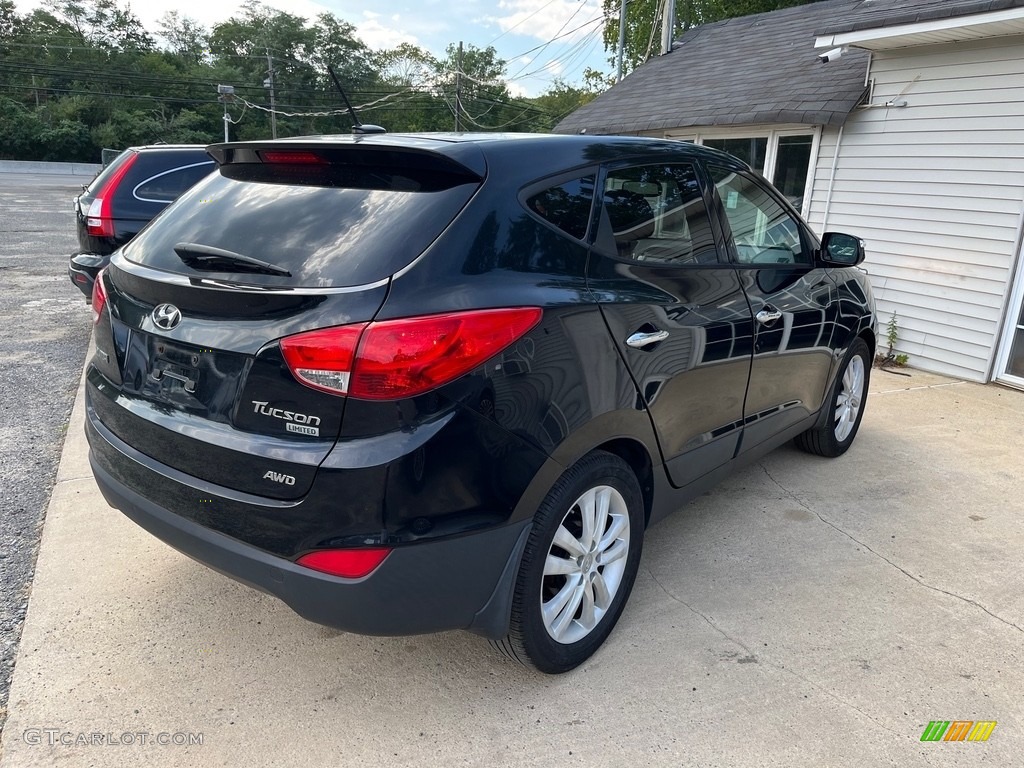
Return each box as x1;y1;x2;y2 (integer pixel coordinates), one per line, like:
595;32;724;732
0;62;405;101
505;13;607;61
506;0;593;82
234;88;421;118
486;0;565;46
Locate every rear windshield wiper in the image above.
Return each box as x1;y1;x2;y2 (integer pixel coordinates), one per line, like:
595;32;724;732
173;243;292;277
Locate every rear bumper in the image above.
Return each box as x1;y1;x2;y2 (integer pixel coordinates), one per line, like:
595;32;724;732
68;253;108;299
87;409;532;639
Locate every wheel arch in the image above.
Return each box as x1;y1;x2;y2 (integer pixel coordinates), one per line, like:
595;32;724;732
858;326;876;360
510;405;662;529
589;438;654;528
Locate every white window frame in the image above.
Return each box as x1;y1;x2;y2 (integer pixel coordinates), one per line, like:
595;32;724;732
663;125;821;219
994;232;1024;389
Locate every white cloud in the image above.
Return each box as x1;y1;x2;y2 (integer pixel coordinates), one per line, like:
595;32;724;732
540;58;563;75
356;11;420;49
490;0;603;43
124;0;336;31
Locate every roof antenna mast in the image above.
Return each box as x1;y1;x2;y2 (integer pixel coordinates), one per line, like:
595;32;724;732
327;64;386;135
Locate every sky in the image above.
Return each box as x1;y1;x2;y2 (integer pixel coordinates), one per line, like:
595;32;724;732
13;0;612;96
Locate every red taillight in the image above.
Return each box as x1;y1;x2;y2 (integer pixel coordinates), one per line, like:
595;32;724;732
90;269;107;323
86;152;138;237
280;324;367;395
259;150;327;165
280;307;543;400
296;547;391;578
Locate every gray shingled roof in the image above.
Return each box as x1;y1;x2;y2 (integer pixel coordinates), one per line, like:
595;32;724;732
555;0;870;136
818;0;1024;36
556;0;1024;136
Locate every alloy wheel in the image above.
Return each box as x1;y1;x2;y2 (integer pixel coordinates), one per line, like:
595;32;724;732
834;355;865;442
540;485;631;645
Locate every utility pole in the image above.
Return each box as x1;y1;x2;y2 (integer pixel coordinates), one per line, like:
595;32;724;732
454;40;463;132
660;0;675;56
615;0;628;82
264;50;278;139
217;84;235;142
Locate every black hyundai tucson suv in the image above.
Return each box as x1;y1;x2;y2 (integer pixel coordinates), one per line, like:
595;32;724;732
86;133;875;673
69;145;215;298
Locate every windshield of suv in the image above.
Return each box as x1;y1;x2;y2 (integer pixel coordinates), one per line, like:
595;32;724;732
122;170;480;288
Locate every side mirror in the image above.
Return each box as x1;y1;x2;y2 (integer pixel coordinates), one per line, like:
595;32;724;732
820;232;866;266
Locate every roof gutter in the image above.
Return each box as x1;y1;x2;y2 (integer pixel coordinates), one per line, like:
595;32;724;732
814;6;1024;50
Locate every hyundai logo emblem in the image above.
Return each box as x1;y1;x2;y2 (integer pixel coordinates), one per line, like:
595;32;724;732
152;303;182;330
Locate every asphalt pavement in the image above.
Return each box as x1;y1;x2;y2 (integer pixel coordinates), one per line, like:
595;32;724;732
0;174;93;736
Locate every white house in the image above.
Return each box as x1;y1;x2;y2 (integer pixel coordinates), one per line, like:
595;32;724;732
557;0;1024;388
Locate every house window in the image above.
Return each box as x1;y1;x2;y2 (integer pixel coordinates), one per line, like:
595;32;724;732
772;135;814;211
702;138;768;174
669;128;819;217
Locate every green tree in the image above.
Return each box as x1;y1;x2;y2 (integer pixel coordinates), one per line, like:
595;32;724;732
43;0;153;51
0;97;44;159
602;0;820;75
158;11;209;65
524;78;601;132
208;1;375;137
0;0;593;160
376;43;437;87
0;0;23;43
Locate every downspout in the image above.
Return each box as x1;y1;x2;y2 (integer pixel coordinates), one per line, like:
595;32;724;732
820;124;843;233
821;52;871;232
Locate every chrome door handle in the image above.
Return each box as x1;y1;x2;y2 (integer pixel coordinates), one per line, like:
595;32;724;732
755;308;783;325
626;329;669;349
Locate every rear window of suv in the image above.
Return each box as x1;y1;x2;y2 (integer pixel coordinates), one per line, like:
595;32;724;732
121;167;480;288
132;161;215;203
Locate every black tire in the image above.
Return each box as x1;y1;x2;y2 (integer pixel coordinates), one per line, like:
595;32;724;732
795;337;871;458
493;451;644;674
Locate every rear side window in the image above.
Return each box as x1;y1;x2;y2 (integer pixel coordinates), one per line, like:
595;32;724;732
133;161;215;203
525;175;595;241
599;164;718;265
122;170;480;288
86;149;137;194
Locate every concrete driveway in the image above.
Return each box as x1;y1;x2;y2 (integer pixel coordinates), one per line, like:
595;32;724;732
1;362;1021;767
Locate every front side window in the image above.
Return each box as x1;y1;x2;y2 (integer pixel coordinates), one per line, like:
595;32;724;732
709;166;810;266
599;164;718;265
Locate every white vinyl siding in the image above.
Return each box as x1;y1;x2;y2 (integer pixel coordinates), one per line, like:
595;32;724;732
806;36;1024;381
